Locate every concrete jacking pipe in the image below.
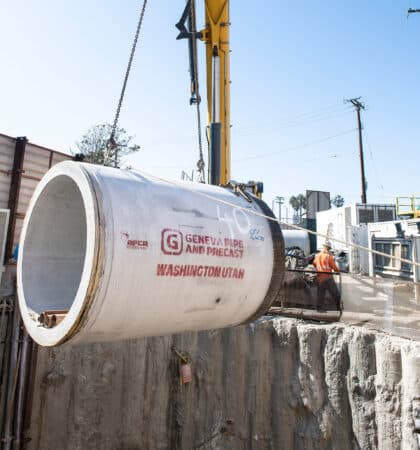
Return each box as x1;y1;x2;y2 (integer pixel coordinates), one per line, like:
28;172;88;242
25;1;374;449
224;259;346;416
17;162;284;347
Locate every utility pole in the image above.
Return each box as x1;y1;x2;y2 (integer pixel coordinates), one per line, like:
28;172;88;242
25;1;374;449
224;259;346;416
272;196;284;221
408;8;420;15
345;97;367;204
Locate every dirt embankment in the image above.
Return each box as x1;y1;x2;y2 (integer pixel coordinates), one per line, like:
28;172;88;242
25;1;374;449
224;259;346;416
28;318;420;450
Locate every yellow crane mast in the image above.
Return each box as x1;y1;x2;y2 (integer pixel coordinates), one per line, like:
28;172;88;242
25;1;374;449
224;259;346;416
177;1;263;197
176;0;230;186
201;0;231;185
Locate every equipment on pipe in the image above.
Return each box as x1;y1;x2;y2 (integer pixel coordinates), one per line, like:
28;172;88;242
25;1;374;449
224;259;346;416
17;162;284;347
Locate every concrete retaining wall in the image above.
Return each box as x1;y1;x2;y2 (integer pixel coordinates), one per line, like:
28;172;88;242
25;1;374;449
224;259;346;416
27;318;420;450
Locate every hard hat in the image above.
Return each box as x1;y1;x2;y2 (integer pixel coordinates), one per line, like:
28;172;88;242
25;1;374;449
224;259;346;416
323;241;332;250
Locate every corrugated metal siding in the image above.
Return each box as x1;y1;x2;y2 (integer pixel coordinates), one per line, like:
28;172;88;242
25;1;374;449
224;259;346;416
18;144;49;217
51;152;71;165
17;178;38;216
0;135;15;210
0;135;73;256
12;142;72;250
23;145;50;179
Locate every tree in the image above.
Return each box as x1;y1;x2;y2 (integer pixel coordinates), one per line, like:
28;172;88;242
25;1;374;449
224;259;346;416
289;194;306;222
73;123;140;166
331;195;345;208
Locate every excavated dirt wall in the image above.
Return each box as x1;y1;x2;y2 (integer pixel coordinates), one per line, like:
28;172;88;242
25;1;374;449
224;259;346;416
27;318;420;450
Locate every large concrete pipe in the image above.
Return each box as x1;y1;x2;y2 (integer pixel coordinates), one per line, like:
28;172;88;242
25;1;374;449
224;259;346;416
17;162;284;346
283;230;310;256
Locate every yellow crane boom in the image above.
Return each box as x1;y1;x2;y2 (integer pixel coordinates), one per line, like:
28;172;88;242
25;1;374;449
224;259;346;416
177;1;263;197
176;0;230;186
201;0;230;185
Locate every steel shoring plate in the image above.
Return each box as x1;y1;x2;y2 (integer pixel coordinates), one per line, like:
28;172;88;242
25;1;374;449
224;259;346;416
340;273;420;341
270;269;343;323
270;270;420;339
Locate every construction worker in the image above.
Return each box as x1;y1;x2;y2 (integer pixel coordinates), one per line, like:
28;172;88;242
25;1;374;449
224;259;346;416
312;242;341;310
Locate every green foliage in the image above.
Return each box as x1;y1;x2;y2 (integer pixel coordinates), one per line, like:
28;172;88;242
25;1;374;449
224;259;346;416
331;195;345;208
289;194;306;212
73;123;140;166
289;194;306;222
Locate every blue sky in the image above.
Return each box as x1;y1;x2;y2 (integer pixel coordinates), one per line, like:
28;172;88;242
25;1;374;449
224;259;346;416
1;0;419;218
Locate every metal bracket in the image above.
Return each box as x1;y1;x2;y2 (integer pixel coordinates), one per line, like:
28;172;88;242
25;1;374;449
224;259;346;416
7;169;25;176
175;0;203;40
227;180;264;202
227;181;253;203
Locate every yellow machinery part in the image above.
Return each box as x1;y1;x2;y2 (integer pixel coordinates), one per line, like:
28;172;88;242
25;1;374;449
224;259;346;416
201;0;230;185
396;195;420;218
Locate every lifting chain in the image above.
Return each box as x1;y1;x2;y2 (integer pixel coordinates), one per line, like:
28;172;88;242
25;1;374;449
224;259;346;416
105;0;148;167
189;0;206;182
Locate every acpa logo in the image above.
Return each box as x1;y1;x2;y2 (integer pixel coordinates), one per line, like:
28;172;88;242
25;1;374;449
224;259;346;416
161;229;183;255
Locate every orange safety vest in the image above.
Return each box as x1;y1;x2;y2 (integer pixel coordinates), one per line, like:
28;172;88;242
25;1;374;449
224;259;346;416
313;251;339;281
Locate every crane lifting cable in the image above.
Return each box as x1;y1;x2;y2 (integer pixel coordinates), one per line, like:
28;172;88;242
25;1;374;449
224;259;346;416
105;0;148;167
176;0;206;182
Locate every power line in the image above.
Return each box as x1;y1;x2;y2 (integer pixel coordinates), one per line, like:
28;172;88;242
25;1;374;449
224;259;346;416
235;103;350;131
137;127;356;157
234;108;353;137
234;128;357;163
141;104;353;148
363;127;385;194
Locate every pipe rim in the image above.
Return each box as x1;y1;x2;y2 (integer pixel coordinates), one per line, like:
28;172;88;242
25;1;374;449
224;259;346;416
17;162;97;346
242;196;285;323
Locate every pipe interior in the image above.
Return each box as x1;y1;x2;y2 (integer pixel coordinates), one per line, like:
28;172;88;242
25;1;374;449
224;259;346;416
21;175;87;316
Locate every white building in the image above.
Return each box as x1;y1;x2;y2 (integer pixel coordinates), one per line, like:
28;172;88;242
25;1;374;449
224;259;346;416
368;218;420;282
316;203;396;274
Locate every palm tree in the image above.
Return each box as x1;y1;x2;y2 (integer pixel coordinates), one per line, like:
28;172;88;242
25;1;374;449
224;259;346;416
289;194;306;222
